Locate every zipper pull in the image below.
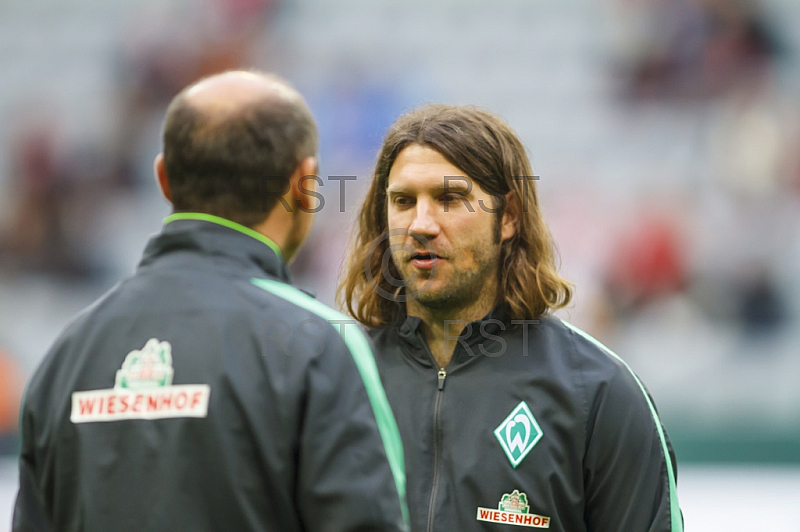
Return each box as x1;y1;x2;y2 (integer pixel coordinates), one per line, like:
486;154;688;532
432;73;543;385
437;368;447;391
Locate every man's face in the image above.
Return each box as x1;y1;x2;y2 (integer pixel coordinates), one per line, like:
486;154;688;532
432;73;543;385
386;144;515;311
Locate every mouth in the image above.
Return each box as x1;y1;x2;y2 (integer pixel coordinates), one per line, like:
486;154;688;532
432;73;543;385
409;252;443;269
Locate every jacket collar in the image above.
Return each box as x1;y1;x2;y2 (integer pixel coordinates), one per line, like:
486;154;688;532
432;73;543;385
138;213;291;283
395;303;510;348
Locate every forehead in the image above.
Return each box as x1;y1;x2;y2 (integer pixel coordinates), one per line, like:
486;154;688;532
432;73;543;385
386;145;474;193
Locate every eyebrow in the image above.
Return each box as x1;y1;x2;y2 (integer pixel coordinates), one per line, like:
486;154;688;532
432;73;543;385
386;178;472;196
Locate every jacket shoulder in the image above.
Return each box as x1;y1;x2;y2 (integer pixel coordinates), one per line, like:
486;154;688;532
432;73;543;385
536;316;635;382
249;277;369;351
250;278;347;322
528;317;660;419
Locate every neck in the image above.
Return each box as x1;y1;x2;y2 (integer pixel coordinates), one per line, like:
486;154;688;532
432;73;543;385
252;210;294;260
406;286;498;369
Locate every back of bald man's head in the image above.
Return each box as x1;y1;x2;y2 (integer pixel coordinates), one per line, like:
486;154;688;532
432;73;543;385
161;70;318;227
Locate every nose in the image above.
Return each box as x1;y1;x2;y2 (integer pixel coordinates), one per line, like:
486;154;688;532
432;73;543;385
408;198;440;238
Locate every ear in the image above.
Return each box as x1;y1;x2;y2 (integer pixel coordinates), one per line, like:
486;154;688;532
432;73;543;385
289;157;319;211
500;191;519;242
154;154;172;204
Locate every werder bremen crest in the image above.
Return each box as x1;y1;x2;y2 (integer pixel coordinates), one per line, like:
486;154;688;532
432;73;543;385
115;338;174;389
494;401;543;468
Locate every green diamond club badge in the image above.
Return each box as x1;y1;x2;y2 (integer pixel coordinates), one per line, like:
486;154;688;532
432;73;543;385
494;401;543;468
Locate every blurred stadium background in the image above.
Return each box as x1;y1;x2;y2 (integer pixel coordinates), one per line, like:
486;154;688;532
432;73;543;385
1;0;799;529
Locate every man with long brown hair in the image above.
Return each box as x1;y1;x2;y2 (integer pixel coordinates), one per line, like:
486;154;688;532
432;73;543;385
340;104;682;531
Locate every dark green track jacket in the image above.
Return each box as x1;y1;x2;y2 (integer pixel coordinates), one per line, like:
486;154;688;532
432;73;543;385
370;308;682;532
13;214;408;532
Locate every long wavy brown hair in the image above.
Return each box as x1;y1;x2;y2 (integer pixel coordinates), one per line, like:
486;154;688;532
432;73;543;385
338;104;572;326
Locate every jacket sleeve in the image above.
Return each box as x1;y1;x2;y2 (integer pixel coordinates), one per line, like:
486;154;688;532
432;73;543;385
12;397;52;532
295;322;409;532
582;358;683;532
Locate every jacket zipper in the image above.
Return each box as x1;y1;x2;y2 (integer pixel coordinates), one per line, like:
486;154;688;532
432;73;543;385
426;362;447;532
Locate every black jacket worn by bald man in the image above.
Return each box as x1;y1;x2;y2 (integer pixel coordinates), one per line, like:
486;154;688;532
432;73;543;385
370;307;683;532
13;214;409;532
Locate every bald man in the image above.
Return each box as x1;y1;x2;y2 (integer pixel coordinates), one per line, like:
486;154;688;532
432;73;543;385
13;71;409;532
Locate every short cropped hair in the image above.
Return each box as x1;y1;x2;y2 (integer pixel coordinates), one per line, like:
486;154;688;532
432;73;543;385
162;73;318;227
339;104;572;325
